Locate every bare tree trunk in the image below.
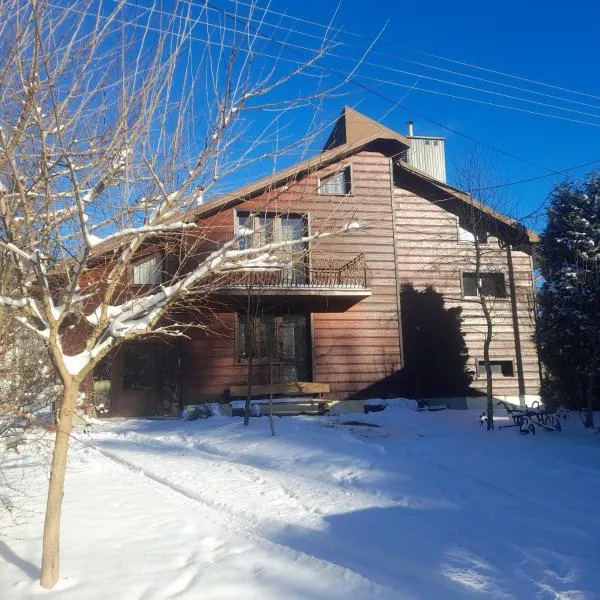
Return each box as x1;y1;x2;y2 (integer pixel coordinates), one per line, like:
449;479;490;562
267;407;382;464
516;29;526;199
482;306;494;430
585;343;598;429
244;354;254;426
475;242;494;430
268;360;275;437
243;289;254;426
40;382;78;588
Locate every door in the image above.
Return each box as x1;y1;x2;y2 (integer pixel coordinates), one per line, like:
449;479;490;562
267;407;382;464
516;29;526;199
114;346;161;417
278;314;310;382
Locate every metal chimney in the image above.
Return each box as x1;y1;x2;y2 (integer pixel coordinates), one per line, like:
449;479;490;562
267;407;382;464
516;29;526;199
407;120;414;137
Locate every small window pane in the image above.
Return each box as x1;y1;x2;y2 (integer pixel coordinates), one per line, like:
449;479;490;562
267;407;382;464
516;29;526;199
258;216;275;247
320;168;351;195
237;213;254;250
477;360;514;377
133;255;162;285
482;273;506;298
462;272;506;298
462;273;477;296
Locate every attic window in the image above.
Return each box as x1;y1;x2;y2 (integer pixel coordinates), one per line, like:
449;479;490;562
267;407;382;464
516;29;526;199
318;167;351;195
133;255;163;285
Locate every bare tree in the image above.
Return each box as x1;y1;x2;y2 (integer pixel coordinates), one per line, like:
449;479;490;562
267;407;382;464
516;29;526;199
0;0;361;588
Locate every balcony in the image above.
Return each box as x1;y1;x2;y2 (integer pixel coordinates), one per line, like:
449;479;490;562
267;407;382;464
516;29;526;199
213;253;372;311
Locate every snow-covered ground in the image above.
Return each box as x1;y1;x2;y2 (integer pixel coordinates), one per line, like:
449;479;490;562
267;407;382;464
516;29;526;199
1;404;599;599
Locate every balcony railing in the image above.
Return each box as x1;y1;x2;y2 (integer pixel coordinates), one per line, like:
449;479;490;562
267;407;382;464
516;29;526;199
218;253;370;290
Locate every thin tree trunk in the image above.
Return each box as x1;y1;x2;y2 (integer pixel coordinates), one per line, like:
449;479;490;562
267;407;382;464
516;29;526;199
482;310;494;430
40;382;78;588
268;360;275;436
243;287;254;426
244;355;254;426
585;343;597;429
475;241;494;430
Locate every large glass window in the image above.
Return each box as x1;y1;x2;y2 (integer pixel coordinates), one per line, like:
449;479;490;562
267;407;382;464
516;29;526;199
236;313;309;381
236;213;307;284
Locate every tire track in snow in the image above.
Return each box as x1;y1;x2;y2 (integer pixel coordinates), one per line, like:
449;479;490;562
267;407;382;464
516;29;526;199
81;439;402;599
92;429;392;528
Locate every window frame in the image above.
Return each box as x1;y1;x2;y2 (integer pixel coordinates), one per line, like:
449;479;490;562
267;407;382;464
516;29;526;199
461;271;507;299
317;164;353;196
476;358;515;378
131;253;164;286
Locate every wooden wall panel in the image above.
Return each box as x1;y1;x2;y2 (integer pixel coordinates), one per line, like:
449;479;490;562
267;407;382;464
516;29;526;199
393;184;540;397
181;151;402;401
178;149;540;403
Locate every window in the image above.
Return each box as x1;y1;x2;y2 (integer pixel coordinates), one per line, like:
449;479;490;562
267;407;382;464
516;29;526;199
133;255;163;285
237;313;307;359
462;272;506;298
318;167;351;195
477;359;514;377
237;313;276;361
236;212;307;284
458;218;487;244
123;347;155;389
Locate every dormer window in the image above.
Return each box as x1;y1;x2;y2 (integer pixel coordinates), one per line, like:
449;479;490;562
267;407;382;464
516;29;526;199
318;167;352;195
133;255;163;285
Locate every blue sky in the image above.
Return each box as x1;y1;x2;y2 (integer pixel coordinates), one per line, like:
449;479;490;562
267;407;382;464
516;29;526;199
214;0;599;231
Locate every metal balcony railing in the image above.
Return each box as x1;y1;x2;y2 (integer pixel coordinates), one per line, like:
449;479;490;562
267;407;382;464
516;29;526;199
218;253;370;290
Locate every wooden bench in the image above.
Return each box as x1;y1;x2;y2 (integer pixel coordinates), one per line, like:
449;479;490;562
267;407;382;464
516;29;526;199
228;382;331;416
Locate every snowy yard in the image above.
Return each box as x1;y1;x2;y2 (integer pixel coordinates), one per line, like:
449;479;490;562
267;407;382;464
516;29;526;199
1;404;599;599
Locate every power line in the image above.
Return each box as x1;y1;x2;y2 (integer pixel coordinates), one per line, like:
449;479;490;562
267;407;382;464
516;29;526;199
45;1;592;178
196;0;600;114
151;1;600;123
204;0;559;173
218;0;600;103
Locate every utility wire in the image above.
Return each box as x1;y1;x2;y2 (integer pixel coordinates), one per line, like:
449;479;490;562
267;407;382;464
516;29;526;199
204;0;559;173
47;1;598;185
219;0;600;103
141;1;600;122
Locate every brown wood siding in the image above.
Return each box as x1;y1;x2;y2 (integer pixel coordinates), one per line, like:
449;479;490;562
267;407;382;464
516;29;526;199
393;184;540;397
181;151;402;402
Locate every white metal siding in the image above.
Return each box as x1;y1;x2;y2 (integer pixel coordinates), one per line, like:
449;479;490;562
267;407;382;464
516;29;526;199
406;137;446;182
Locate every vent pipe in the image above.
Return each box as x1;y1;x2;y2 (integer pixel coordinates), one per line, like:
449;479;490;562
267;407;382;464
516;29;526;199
407;120;414;137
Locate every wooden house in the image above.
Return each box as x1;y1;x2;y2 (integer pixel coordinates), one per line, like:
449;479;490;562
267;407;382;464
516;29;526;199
90;107;540;416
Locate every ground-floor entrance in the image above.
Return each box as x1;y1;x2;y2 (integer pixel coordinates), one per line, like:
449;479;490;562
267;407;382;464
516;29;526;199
237;312;312;385
93;343;181;417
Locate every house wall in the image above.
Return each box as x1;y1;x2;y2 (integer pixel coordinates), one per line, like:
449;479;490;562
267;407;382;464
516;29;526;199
181;150;403;402
392;183;540;397
181;149;540;402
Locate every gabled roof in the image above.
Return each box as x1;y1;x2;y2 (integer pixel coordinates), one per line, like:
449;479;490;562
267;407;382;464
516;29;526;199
397;160;540;244
95;107;536;256
323;106;411;150
165;106;409;226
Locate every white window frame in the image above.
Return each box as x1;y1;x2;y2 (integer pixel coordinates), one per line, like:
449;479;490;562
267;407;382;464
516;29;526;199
132;254;163;285
317;165;352;196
